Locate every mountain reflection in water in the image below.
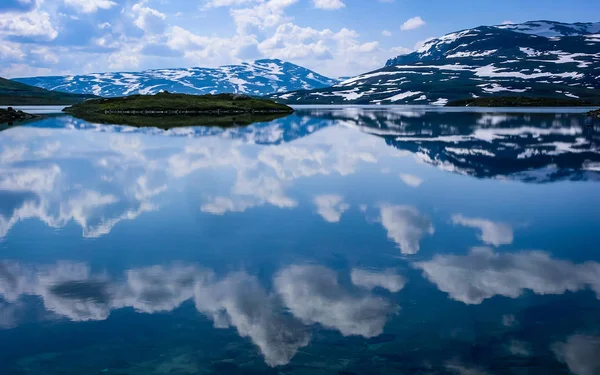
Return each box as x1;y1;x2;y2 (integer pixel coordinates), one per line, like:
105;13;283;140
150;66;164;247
0;107;599;375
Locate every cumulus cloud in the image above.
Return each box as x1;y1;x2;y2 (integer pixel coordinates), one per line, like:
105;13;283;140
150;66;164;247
63;0;117;13
400;16;425;31
0;9;58;41
313;194;349;223
379;204;434;255
451;214;514;246
414;247;600;305
312;0;345;10
230;0;298;34
350;269;406;293
132;1;167;34
203;0;256;8
552;335;600;375
0;0;397;78
274;265;398;337
382;30;392;37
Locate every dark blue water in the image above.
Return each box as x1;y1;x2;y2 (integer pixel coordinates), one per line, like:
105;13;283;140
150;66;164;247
1;107;599;375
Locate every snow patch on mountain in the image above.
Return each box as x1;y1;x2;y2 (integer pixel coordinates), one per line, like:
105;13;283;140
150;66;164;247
271;21;600;105
13;59;337;98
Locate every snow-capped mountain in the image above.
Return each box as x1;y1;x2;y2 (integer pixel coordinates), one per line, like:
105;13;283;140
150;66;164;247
12;59;337;98
271;21;600;105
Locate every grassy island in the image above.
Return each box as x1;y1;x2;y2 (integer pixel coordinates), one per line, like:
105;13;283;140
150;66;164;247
63;92;294;127
446;96;597;107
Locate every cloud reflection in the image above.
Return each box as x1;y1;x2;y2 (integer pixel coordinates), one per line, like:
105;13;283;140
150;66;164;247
451;214;514;246
379;204;434;255
0;260;398;366
552;335;600;375
414;247;600;305
274;265;398;338
314;194;349;223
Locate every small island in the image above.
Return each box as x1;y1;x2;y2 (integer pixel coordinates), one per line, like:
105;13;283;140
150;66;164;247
63;92;294;128
0;107;40;125
446;96;596;107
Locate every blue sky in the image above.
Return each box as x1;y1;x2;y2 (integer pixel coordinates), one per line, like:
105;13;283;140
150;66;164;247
0;0;598;78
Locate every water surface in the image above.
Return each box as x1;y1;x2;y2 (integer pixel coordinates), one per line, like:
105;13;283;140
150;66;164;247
0;107;599;375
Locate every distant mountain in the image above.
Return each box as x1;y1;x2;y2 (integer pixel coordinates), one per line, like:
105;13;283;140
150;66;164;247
270;21;600;105
13;59;337;98
0;77;96;105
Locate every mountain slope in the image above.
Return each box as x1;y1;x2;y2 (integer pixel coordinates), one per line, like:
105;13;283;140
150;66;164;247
13;59;337;98
0;77;96;105
270;21;600;105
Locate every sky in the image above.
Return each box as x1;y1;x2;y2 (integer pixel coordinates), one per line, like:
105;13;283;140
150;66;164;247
0;0;598;79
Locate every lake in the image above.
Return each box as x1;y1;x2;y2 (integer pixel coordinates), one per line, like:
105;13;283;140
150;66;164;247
0;107;599;375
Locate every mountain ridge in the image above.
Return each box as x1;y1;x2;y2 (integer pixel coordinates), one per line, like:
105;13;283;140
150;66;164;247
12;59;337;98
270;20;600;105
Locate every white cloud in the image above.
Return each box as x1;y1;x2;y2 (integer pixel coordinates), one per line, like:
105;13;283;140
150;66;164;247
552;335;600;375
312;0;345;10
63;0;117;13
350;269;406;293
414;247;600;305
381;30;392;37
451;214;514;246
313;194;349;223
203;0;256;9
502;20;515;25
230;0;298;34
132;2;167;34
0;41;25;60
0;10;58;41
379;204;434;254
399;174;423;187
389;46;412;56
274;265;398;337
400;16;425;31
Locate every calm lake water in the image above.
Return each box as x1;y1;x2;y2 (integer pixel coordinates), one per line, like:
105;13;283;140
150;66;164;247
0;107;599;375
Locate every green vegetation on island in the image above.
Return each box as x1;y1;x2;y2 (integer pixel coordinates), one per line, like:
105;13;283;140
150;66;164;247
0;77;96;105
446;96;597;107
63;92;294;127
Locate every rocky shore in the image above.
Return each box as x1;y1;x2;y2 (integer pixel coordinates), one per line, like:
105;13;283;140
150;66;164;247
0;107;40;125
588;109;600;118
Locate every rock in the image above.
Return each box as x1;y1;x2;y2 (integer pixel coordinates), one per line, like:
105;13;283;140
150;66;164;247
0;108;40;125
587;109;600;118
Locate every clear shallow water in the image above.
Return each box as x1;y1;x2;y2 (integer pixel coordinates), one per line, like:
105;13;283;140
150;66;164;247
0;108;599;375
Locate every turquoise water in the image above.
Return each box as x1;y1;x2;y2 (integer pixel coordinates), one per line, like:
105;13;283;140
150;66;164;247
0;107;599;375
